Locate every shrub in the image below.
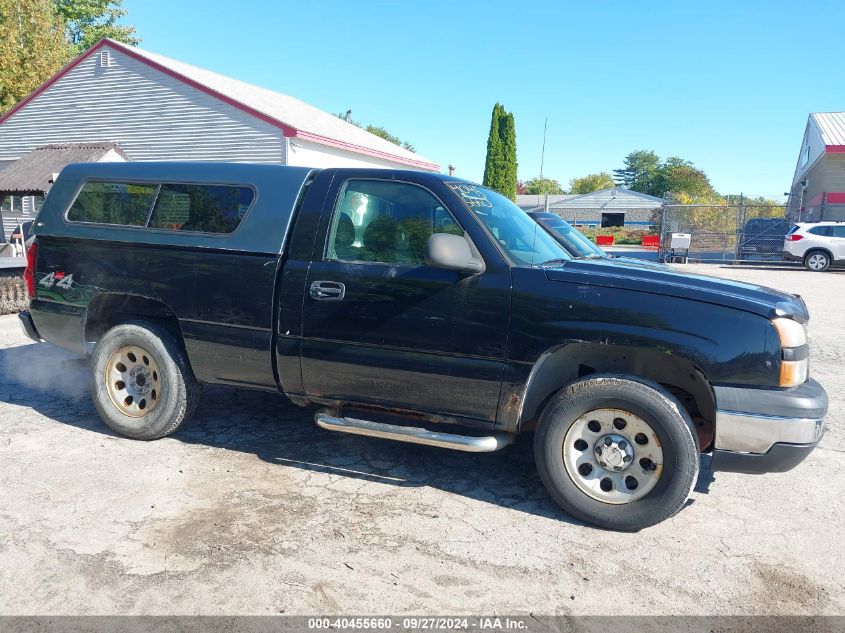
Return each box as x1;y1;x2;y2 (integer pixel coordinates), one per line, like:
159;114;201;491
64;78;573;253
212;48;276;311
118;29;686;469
0;275;28;315
578;226;657;245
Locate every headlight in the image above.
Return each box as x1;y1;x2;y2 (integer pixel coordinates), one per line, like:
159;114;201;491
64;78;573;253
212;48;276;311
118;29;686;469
772;318;809;387
772;318;807;347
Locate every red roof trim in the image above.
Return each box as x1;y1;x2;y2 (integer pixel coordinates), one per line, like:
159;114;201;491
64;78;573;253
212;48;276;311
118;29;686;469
292;130;440;171
103;40;298;137
826;145;845;153
0;39;439;171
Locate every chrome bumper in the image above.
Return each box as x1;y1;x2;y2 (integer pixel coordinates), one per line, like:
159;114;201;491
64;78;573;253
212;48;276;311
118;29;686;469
714;410;825;454
711;379;827;473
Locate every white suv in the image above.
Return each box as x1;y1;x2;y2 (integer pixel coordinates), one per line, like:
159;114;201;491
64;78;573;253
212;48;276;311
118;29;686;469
783;222;845;271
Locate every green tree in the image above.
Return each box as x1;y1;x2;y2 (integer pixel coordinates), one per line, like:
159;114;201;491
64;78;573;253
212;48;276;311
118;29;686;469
365;125;414;152
615;150;717;201
0;0;70;112
613;150;661;194
524;176;564;195
483;103;504;193
655;156;714;200
335;112;415;152
482;103;517;200
500;109;517;201
570;172;615;194
54;0;139;54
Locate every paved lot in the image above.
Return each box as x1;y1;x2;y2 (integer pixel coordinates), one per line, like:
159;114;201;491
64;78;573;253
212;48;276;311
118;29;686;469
0;264;843;616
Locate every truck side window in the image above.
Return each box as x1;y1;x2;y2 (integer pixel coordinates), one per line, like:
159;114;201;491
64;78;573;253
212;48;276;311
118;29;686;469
326;180;463;265
67;182;157;226
148;184;254;234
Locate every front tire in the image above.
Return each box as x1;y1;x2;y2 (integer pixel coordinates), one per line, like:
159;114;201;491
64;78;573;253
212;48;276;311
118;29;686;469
535;375;699;531
804;250;830;272
90;320;201;440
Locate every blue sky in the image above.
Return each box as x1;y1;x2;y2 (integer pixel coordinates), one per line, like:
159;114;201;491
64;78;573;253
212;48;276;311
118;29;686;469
124;0;845;199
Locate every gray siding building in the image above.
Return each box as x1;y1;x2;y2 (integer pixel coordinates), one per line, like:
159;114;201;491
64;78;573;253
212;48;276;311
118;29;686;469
0;39;439;243
540;188;662;227
788;112;845;221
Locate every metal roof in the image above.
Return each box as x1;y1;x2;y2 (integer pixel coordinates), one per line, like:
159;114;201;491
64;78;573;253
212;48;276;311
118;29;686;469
0;39;439;172
516;194;577;210
0;142;127;195
810;112;845;146
549;188;664;210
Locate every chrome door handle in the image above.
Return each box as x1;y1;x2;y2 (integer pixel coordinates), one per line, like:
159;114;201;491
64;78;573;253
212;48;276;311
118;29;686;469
309;280;346;301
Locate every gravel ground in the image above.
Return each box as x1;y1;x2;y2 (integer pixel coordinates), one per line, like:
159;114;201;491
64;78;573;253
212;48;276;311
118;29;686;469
0;263;842;616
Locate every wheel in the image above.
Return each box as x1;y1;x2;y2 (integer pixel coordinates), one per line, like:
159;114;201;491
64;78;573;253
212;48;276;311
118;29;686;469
90;320;201;440
804;250;830;272
534;375;699;531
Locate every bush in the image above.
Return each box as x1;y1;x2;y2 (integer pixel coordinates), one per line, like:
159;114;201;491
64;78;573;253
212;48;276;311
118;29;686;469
0;275;28;315
578;226;657;246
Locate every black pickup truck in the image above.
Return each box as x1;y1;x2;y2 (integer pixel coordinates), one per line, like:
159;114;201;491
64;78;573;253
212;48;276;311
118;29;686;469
19;162;827;531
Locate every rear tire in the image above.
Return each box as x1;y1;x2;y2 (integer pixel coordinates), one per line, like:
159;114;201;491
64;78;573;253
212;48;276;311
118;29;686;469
534;375;699;531
804;250;830;272
90;320;201;440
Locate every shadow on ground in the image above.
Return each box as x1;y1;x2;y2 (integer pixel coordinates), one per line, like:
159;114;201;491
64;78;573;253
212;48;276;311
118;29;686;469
0;341;713;526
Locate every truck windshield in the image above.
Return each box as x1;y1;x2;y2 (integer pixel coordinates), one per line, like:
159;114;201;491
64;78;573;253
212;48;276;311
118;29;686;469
446;183;571;266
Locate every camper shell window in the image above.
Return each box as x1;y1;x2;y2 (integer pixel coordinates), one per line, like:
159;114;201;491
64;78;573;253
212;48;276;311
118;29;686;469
66;181;255;235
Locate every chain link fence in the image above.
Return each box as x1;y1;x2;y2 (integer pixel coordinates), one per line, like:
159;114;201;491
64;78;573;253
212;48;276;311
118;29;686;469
656;201;789;262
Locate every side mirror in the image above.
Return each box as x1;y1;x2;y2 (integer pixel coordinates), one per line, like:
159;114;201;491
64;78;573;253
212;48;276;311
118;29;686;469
425;233;485;274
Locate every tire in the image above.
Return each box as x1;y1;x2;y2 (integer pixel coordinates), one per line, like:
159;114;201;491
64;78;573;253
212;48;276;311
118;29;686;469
804;250;830;272
534;374;699;531
90;320;201;440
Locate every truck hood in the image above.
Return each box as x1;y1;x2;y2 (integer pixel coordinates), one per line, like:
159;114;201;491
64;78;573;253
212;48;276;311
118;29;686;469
544;258;809;322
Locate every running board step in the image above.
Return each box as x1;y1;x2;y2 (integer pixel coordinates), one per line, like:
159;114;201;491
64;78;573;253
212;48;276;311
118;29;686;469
315;412;513;453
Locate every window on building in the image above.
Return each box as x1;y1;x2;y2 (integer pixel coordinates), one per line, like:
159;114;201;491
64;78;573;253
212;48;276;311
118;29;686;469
148;184;254;234
326;180;463;265
801;143;810;167
601;212;625;228
67;182;157;226
1;195;24;213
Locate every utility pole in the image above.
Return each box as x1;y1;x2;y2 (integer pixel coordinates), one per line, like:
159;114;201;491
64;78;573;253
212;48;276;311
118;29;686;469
539;118;548;178
539;118;548;210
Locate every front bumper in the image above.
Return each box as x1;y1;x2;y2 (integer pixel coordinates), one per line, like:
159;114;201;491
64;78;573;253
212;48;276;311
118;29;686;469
711;378;827;473
18;310;42;342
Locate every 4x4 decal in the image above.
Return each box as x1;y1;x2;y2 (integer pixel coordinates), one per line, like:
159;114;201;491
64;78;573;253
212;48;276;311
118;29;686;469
38;271;74;289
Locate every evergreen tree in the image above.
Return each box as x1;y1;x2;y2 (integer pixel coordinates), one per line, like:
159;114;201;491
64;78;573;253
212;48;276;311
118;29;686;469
0;0;70;112
500;110;517;201
482;103;517;200
613;149;661;193
483;103;504;192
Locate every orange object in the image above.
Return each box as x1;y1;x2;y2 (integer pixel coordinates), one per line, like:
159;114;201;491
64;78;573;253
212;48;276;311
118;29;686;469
596;235;615;246
642;235;660;249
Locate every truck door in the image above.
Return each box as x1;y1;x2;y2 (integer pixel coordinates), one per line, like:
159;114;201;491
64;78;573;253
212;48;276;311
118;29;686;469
300;173;511;425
